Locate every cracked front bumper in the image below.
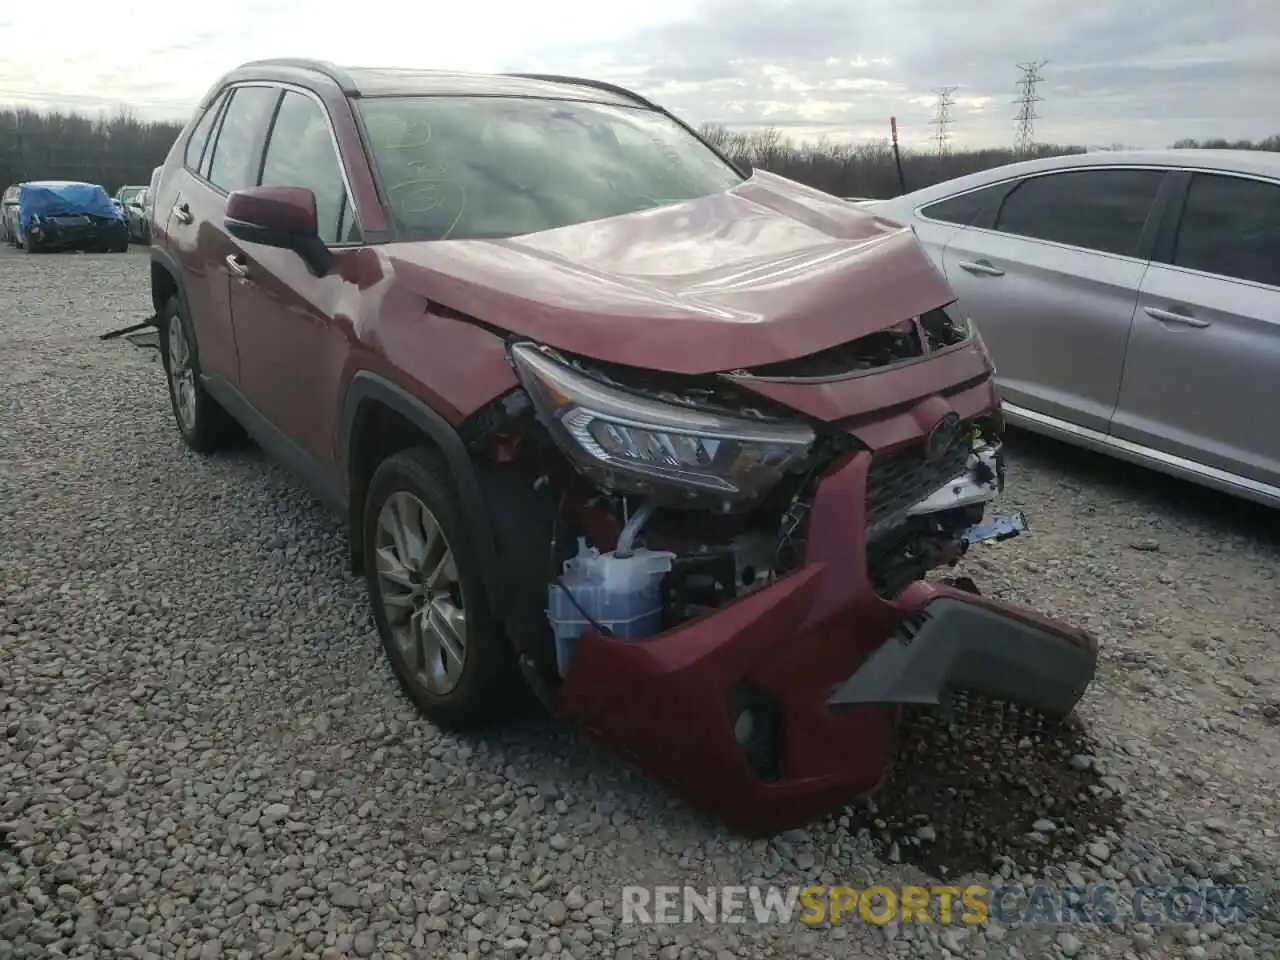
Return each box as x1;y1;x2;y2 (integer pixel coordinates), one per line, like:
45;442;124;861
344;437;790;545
556;448;1097;836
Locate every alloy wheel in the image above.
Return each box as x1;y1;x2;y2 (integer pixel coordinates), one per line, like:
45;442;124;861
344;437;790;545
375;491;468;695
166;316;197;432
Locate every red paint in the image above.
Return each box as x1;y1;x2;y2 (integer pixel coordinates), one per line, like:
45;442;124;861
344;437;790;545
558;453;1096;836
226;186;318;235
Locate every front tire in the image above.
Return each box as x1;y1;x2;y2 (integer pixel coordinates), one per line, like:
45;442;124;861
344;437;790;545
363;447;523;730
158;296;243;452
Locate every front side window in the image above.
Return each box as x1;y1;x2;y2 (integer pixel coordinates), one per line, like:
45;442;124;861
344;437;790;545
1174;173;1280;288
260;91;359;244
357;95;744;241
207;85;281;194
994;169;1164;257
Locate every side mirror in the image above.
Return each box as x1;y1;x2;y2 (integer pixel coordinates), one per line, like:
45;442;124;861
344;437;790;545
225;186;332;277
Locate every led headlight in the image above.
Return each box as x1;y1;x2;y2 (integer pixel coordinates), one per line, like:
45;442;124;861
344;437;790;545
510;342;816;508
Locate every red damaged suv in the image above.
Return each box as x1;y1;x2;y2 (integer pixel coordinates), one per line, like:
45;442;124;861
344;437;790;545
148;58;1097;834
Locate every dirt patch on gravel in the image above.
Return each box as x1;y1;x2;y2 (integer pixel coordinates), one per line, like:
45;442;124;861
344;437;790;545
865;706;1123;878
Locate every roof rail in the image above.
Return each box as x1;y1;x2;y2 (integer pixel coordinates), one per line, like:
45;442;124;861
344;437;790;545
236;58;358;95
503;73;656;111
502;72;750;178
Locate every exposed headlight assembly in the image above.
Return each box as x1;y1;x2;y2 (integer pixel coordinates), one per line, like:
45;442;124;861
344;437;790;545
509;342;816;509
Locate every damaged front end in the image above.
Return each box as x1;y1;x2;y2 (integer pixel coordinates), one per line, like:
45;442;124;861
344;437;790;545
462;333;1096;835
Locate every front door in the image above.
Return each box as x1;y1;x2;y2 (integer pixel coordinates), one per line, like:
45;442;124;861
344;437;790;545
228;89;363;467
939;167;1165;433
1111;171;1280;489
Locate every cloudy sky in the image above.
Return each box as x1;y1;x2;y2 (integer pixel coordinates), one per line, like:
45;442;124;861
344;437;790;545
0;0;1276;150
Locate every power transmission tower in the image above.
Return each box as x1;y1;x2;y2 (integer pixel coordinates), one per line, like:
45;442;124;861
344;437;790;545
1014;61;1048;154
930;86;958;155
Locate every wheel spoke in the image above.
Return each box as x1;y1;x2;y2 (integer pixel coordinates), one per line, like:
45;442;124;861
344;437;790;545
379;497;413;569
424;547;456;591
375;546;414;589
401;611;426;671
426;600;466;675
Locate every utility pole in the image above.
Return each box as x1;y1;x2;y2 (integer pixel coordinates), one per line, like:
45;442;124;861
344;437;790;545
930;86;958;156
1014;61;1048;154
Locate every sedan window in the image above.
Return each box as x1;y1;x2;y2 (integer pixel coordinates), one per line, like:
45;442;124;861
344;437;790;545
993;169;1164;257
1173;173;1280;288
920;184;1005;226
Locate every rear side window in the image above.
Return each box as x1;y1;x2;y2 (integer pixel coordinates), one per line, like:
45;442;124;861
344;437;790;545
184;93;226;172
994;169;1164;257
920;184;1004;226
207;85;281;194
259;91;360;244
1173;173;1280;288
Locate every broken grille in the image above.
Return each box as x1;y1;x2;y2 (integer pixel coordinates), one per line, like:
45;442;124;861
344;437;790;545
865;432;972;539
729;308;969;381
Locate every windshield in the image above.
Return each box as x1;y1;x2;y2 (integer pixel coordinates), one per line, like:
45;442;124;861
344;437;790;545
120;186;143;203
357;96;743;241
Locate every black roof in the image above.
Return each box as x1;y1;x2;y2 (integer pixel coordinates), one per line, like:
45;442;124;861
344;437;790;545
228;58;649;109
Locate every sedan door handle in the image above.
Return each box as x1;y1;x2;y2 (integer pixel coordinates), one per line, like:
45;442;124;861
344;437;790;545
1144;306;1209;328
957;259;1005;277
172;202;193;225
225;254;250;278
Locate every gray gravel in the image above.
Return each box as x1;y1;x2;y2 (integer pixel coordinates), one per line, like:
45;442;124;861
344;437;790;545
2;247;1278;960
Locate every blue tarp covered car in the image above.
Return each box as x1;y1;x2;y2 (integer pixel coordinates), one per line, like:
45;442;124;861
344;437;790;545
17;180;130;253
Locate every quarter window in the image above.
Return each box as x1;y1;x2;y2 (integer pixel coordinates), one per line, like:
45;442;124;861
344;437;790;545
207;86;281;194
994;169;1164;257
1173;173;1280;288
184;92;226;172
259;91;360;244
920;184;1004;226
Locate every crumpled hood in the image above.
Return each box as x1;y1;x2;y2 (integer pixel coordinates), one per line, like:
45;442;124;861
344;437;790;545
385;169;957;375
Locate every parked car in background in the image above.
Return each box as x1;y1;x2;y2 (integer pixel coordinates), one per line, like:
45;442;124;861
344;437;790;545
145;165;161;225
19;180;130;253
1;184;19;244
865;150;1280;509
145;58;1096;834
115;184;147;208
125;187;152;243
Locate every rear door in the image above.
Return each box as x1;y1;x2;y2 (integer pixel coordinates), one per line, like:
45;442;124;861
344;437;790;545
1111;171;1280;489
939;168;1165;432
166;83;281;383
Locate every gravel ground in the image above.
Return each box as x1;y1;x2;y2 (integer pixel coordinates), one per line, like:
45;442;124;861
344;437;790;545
2;247;1278;960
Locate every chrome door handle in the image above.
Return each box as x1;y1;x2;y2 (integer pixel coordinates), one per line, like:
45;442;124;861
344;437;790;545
1144;306;1209;328
957;259;1005;277
173;202;193;225
225;254;250;278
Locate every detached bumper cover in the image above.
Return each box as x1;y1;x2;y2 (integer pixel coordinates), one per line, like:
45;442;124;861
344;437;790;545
557;448;1097;835
827;595;1095;717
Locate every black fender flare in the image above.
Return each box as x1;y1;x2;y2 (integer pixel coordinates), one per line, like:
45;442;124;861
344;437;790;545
149;245;191;317
339;371;507;620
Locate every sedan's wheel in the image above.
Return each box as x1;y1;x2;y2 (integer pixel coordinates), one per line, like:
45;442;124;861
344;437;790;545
158;296;243;452
363;447;524;729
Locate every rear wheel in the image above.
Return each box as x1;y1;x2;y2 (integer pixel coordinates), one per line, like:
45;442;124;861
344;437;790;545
363;448;523;730
158;296;243;452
